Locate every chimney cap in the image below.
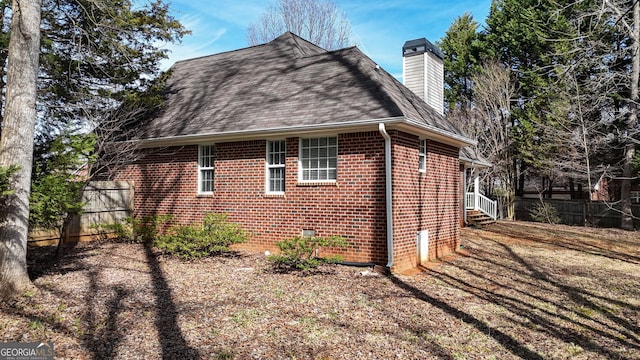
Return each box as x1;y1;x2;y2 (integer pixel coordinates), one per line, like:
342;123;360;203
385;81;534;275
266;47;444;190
402;38;443;60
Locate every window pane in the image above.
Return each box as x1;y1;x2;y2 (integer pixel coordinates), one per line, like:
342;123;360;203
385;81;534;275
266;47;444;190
319;147;327;157
328;146;337;158
269;168;285;192
328;169;337;180
200;145;214;168
201;169;214;192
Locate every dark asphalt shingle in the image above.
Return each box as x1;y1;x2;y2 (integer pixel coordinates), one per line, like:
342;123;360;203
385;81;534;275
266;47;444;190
133;32;467;142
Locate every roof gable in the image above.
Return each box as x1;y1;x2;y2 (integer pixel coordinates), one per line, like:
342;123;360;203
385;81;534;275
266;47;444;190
131;32;470;146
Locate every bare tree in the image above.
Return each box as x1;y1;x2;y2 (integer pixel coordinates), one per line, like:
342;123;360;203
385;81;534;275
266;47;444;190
247;0;355;50
0;0;42;298
451;61;518;219
564;0;640;229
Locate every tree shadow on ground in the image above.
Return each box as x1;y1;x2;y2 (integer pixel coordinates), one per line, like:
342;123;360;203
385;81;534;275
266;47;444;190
388;274;545;360
25;241;201;359
142;244;200;359
28;241;97;281
399;229;639;359
484;222;640;264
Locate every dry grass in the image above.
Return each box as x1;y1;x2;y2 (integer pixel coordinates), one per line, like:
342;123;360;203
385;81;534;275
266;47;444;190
2;221;639;359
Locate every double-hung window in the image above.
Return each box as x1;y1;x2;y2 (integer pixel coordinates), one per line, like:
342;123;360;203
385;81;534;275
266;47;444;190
300;137;338;182
419;139;427;172
198;145;215;194
267;140;286;193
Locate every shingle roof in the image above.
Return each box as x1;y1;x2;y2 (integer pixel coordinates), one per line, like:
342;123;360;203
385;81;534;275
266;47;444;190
459;146;492;168
132;32;470;144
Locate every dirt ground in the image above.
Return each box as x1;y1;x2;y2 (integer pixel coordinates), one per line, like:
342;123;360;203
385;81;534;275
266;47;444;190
1;221;639;359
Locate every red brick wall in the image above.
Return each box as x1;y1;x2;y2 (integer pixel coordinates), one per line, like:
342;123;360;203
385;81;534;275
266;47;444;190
390;131;461;273
110;130;461;271
111;132;388;264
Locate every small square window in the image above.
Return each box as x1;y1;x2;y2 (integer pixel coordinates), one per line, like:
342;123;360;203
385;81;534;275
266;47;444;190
299;137;338;182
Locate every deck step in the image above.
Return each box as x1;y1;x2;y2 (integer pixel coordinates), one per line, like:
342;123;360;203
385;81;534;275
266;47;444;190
466;210;495;227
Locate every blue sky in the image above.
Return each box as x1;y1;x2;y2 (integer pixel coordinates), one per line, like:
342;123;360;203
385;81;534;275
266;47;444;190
161;0;493;79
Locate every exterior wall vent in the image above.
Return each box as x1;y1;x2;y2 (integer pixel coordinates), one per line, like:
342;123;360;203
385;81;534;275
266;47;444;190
302;229;316;237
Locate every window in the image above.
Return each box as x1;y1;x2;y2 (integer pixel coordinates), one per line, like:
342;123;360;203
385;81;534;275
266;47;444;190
198;145;214;194
631;191;640;204
300;137;337;181
267;140;286;193
419;139;426;172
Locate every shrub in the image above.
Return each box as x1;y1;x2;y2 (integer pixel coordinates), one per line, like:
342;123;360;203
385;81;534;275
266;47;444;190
97;214;173;243
529;202;562;224
0;165;18;198
268;235;349;270
154;213;248;259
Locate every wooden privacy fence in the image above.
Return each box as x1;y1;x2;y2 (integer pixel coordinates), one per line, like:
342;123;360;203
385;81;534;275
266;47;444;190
28;181;133;246
515;198;640;228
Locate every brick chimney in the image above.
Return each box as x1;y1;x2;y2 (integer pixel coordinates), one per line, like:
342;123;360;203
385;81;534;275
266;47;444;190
402;38;444;115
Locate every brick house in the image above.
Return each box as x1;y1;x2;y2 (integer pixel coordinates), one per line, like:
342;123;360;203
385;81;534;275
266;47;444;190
109;32;479;273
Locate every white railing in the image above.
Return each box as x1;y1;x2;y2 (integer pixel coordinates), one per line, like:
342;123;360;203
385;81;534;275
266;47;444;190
466;192;498;220
465;192;475;210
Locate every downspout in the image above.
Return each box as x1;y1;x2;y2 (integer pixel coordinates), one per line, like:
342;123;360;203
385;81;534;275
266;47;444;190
378;123;394;269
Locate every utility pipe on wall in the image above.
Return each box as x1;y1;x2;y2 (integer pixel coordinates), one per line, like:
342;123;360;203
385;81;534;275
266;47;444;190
378;123;394;269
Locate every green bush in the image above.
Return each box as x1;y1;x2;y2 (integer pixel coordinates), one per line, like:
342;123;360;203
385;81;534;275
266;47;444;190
97;214;173;243
154;213;248;259
0;165;18;198
268;235;349;270
529;202;562;224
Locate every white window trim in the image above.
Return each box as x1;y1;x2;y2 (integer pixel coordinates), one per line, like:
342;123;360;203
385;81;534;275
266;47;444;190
198;144;215;194
419;139;426;173
298;136;338;183
266;140;286;194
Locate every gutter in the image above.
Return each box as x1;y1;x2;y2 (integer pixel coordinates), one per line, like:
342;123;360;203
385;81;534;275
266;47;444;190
125;116;476;149
378;123;394;269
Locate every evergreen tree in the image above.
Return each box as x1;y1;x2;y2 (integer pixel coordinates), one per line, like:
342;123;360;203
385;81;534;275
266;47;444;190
483;0;575;195
438;13;484;111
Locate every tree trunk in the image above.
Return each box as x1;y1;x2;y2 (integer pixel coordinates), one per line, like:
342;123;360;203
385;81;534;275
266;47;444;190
621;0;639;231
0;0;42;298
0;3;9;131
